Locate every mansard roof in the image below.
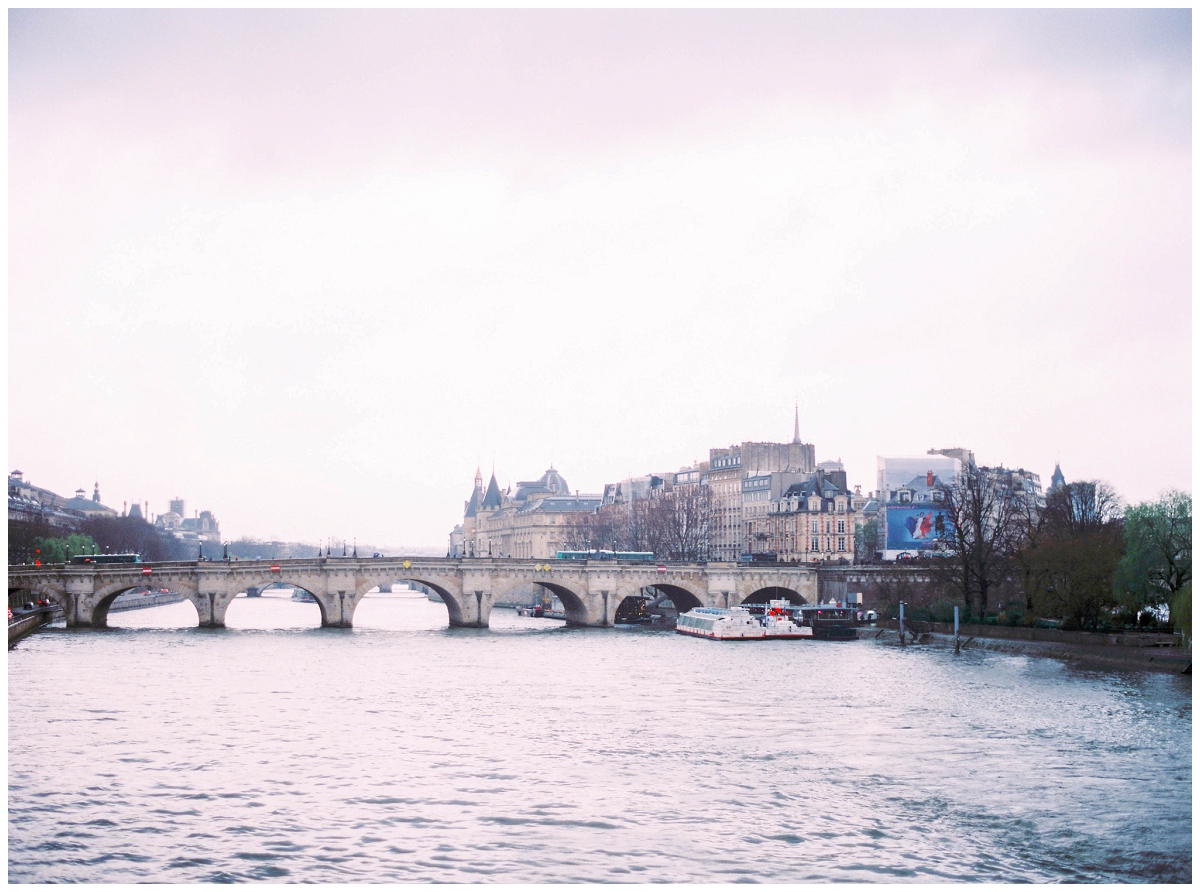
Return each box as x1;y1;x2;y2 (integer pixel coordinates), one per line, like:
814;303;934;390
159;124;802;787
513;467;571;502
515;495;602;515
783;471;851;500
482;473;504;510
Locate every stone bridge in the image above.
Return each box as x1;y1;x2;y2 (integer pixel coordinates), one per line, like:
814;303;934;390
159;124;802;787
7;557;818;630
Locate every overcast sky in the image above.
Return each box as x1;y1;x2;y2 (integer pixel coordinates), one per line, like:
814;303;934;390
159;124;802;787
9;9;1192;548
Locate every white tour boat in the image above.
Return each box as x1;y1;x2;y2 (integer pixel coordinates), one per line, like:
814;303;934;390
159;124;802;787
675;607;765;640
760;599;813;639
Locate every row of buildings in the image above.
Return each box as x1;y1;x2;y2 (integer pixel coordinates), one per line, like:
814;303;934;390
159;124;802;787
447;409;1056;565
7;470;221;550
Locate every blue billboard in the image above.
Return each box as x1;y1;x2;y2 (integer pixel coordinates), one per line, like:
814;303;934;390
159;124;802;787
886;506;952;552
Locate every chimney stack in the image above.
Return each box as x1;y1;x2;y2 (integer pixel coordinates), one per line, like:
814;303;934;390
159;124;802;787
927;471;934;487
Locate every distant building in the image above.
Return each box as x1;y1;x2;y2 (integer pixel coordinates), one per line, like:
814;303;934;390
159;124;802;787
63;482;120;518
877;456;961;560
928;446;975;467
8;471;115;527
1049;463;1066;493
751;469;867;563
460;465;602;559
707;407;817;561
154;501;221;548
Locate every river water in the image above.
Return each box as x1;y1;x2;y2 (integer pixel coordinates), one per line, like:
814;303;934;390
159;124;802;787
8;593;1192;883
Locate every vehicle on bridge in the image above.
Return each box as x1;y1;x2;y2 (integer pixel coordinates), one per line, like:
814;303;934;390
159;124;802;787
555;550;655;562
70;553;142;565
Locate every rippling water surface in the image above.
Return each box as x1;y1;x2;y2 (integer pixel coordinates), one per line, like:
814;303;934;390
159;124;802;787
9;594;1192;882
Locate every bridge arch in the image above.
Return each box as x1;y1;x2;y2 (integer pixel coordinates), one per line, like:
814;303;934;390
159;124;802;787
612;581;706;626
91;577;204;628
221;578;328;628
491;579;592;626
352;576;466;627
740;585;808;606
9;582;71;628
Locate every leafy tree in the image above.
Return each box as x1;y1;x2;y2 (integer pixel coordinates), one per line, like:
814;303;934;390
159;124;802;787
1115;490;1191;624
32;533;97;564
1172;584;1191;647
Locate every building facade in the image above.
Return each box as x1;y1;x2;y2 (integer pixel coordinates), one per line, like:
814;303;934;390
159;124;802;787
8;472;117;527
749;469;866;563
707;410;817;561
877;455;961;560
460;466;602;559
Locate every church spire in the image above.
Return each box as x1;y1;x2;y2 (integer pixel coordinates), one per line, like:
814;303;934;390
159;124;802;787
793;403;800;444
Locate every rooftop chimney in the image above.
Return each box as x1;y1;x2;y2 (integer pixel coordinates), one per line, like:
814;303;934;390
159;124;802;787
927;471;934;487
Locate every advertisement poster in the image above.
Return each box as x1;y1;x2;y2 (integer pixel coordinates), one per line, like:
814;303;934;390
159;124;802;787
886;506;952;552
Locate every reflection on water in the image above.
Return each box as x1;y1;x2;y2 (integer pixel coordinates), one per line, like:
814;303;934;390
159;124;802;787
10;596;1192;883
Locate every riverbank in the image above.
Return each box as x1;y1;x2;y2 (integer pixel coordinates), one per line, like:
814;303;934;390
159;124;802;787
109;590;185;612
8;605;61;648
868;623;1191;674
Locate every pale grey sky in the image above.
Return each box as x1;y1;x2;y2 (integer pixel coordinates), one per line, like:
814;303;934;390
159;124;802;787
8;9;1191;547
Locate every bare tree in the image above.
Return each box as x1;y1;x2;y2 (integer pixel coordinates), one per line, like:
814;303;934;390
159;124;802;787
936;465;1025;619
656;485;711;561
1022;480;1124;630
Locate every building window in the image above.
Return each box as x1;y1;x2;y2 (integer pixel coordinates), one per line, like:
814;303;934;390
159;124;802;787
837;520;845;534
811;537;819;551
838;536;846;552
810;520;819;535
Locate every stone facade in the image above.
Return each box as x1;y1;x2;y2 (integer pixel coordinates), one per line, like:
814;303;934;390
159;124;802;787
707;416;816;561
461;466;602;559
750;469;867;562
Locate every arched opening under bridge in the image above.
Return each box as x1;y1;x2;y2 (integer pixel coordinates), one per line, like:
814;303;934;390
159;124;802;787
224;581;324;630
350;578;454;631
615;584;704;626
740;586;808;607
105;586;200;629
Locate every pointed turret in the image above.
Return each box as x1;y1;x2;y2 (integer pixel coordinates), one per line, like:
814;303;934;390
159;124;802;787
482;472;504;510
464;469;483;519
1050;462;1065;492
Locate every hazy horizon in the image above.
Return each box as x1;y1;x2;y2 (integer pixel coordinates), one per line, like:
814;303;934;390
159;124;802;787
9;9;1191;547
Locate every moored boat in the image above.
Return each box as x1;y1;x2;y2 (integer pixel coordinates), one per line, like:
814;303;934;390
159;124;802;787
797;603;858;640
760;599;813;639
676;607;764;640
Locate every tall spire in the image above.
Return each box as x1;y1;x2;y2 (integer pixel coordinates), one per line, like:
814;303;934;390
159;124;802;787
474;464;482;491
793;403;800;444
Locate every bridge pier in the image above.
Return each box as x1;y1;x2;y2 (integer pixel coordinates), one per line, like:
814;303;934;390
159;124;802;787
446;588;493;628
